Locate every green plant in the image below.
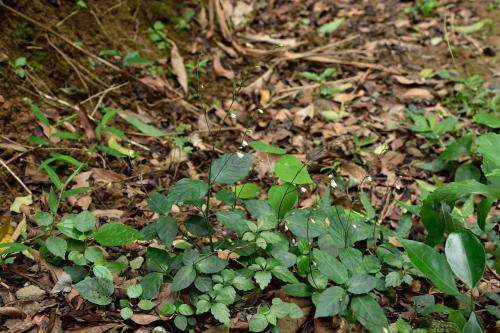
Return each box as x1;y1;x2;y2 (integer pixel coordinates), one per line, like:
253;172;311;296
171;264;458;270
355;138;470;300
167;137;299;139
14;57;27;78
176;9;195;30
299;67;351;97
417;0;438;17
148;21;167;49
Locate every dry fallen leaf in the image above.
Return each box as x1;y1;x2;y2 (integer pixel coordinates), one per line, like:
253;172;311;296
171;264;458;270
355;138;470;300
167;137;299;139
131;314;160;325
400;88;433;101
293;104;314;127
169;40;188;93
213;49;234;80
340;160;367;183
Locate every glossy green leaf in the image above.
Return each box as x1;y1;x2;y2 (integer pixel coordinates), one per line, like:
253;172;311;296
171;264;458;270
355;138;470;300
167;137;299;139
268;183;298;219
249;141;286;155
74;277;114;305
166;178;209;205
351;294;388;333
474;113;500;128
313;249;348;284
195;256;227;274
232;182;260;199
476;133;500;166
45;236;67;258
148;192;172;214
74;210;96;233
94;223;143;246
347;274;379;294
155;215;178;247
462;312;483;333
275;155;313;184
124;115;165;136
211;302;230;326
249;313;268;332
34;212;54;227
400;239;459;296
210;153;255;185
314;286;348;318
445;231;485;289
171;265;196;292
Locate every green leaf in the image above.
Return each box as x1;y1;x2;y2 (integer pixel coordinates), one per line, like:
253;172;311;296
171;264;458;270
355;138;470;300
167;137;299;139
254;271;272;290
249;313;268;332
245;200;275;219
145;247;169;273
285;209;325;240
194;276;213;292
196;256;228;274
56;214;82;240
477;197;493;231
274;155;313;185
282;283;314;297
257;214;278;231
178;303;194;316
249;141;286;155
74;277;114;305
300;71;321;82
35;212;53;227
51;131;81;140
31;104;50;127
216;209;249;236
61;186;93;199
314;286;348;318
268;183;298;219
476;133;500;166
210;153;255;185
48;187;58;214
385;271;403;288
232;182;260;199
42;165;62;189
155;215;178;247
94;223;143;246
211;302;230;326
216;189;236;205
396;318;412;333
160;303;177;316
318;18;344;34
462;312;483;333
400;239;459;296
93;265;113;281
440;136;472;161
271;266;299;284
84;246;105;263
124;115;165;136
127;284;143;298
45;236;67;258
313;249;348;284
166;178;209;205
140;272;163;299
346;274;379;294
360;191;375;220
174;315;188;331
455;19;493;34
171;265;196;292
120;307;133;320
74;210;96;233
185;215;211;237
445;231;485;289
148;192;172;214
122;50;151;66
474;113;500;128
232;276;254;291
351;294;388;333
455;163;481;182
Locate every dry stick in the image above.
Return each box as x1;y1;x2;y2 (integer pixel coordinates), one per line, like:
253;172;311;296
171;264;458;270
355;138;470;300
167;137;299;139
0;158;33;196
0;1;121;72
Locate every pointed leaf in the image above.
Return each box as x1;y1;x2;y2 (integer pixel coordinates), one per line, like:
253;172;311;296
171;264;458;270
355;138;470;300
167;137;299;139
210;153;255;185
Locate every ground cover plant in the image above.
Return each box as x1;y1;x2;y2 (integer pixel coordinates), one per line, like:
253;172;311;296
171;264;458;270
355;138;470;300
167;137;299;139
0;0;499;332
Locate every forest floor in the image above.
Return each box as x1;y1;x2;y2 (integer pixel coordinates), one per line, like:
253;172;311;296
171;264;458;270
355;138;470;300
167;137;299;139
0;0;499;332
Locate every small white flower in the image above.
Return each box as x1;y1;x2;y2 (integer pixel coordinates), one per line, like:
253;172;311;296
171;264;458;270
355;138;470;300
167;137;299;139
366;176;372;182
230;112;237;119
257;108;264;114
242;140;249;147
201;204;207;212
396;184;401;190
300;187;307;193
352;224;357;229
330;179;337;188
328;174;334;178
236;152;244;158
310;218;316;224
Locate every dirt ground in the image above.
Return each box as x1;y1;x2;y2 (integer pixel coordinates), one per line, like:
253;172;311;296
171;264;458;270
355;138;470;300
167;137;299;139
0;0;499;332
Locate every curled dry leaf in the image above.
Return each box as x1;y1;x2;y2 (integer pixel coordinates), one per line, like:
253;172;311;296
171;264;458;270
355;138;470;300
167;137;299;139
293;104;315;127
340;160;367;183
242;67;273;95
131;314;160;325
0;307;25;318
242;33;297;47
169;40;188;93
213;50;234;80
67;323;124;333
400;88;433;101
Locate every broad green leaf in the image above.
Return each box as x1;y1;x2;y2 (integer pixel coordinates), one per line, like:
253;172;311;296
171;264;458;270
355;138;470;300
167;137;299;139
155;215;177;247
257;214;278;231
271;266;299;284
174;315;188;331
195;299;211;314
462;312;483;333
396;318;412;333
285;209;325;240
166;178;209;205
93;265;113;281
476;133;500;166
45;236;67;258
400;239;459;296
216;209;249;236
268;183;298;219
474;113;500;128
178;304;194;316
249;141;286;155
35;212;53;227
346;274;379;295
440;136;472;161
107;137;136;157
127;284;143;298
140;272;163;299
455;163;481;182
74;210;96;233
360;191;375;219
477;197;493;231
74;277;114;305
445;231;485;289
171;265;196;292
282;283;314;297
210;153;255;185
194;276;213;292
313;249;348;284
160;303;177;316
120;307;133;320
232;276;254;291
318;18;344;34
211;302;230;326
124;115;165;136
245;200;275;219
275;155;313;184
123;50;151;66
314;286;348;318
195;256;227;274
148;192;172;214
216;189;236;205
249;313;268;332
94;223;143;246
232;182;260;199
185;215;211;237
254;271;272;290
146;247;169;273
351;294;388;333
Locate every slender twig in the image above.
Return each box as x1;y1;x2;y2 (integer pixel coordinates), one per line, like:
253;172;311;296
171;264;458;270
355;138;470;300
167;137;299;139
0;159;33;196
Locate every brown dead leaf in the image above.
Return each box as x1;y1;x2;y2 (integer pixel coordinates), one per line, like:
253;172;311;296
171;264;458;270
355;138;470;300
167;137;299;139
0;307;25;318
76;105;95;140
213;50;234;80
92;209;124;219
393;75;425;85
139;76;171;94
67;323;123;333
334;91;363;103
91;168;126;184
169;40;188;93
340;160;367;183
293;104;314;127
400;88;433;101
214;0;232;41
131;314;159;325
204;325;229;333
381;151;405;184
242;67;273;95
242;34;297;47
